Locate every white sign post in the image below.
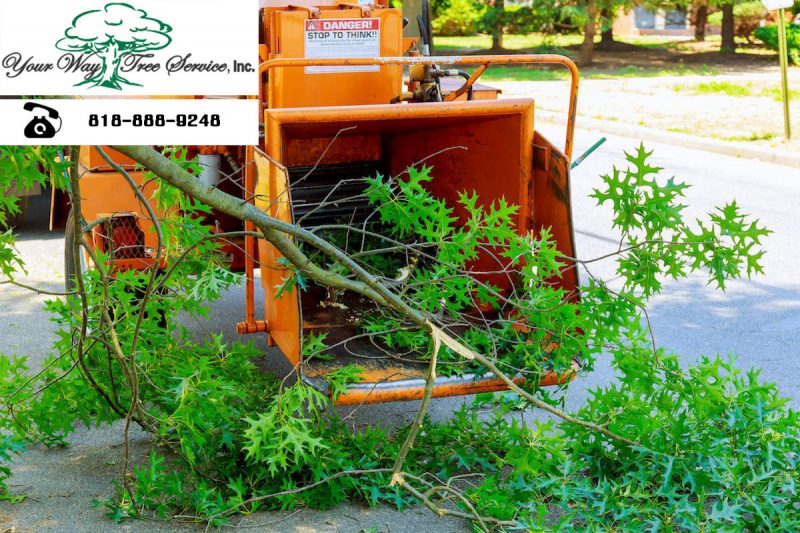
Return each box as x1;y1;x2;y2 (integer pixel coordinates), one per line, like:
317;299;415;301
762;0;794;140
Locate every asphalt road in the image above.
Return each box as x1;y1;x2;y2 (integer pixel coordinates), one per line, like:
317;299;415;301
1;127;798;532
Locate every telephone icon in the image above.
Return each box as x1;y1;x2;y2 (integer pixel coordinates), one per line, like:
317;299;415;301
23;102;62;139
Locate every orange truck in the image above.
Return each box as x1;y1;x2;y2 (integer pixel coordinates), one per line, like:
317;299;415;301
55;0;581;404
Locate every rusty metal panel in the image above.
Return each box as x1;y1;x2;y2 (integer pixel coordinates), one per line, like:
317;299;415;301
79;146;138;171
532;132;580;295
253;149;302;366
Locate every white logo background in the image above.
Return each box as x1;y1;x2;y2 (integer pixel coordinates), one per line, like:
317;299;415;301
0;0;258;96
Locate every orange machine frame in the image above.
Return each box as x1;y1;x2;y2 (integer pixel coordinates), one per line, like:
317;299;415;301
237;54;581;404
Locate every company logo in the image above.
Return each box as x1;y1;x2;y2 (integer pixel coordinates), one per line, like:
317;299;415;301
55;3;172;90
0;0;257;97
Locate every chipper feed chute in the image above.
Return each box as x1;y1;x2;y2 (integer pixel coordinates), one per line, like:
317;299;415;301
253;98;579;404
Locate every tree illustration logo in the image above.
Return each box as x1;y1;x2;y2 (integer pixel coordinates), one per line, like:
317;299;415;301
55;3;172;90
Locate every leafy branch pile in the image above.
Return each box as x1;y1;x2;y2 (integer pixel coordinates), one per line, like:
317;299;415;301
301;166;581;382
1;143;796;531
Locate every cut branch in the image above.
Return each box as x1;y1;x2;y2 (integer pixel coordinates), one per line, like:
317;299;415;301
112;145;652;455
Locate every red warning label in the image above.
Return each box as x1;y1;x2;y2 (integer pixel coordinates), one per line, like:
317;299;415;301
304;18;381;74
305;19;379;31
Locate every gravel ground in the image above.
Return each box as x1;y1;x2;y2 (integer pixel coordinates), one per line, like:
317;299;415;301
1;124;799;532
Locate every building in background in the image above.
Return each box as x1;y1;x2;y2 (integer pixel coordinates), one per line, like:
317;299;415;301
614;7;702;37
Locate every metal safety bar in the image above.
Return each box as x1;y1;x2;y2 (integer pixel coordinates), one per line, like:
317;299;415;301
258;54;580;161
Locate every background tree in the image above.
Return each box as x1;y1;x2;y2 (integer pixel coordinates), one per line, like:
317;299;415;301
720;0;736;53
488;0;505;49
600;7;615;47
713;0;771;49
693;0;710;41
581;0;600;64
580;0;635;63
55;3;172;90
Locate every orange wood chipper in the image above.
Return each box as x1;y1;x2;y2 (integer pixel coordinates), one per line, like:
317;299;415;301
54;0;581;404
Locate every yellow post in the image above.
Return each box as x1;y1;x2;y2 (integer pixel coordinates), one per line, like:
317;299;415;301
777;8;792;140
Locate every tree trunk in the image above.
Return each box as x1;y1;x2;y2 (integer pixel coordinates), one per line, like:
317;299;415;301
720;2;735;53
490;0;504;51
581;0;598;66
95;41;121;89
98;54;117;86
601;8;614;45
694;1;708;42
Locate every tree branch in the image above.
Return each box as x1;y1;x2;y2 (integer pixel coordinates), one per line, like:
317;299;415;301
112;145;652;456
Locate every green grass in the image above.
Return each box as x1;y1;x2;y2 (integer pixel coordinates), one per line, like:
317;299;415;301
436;32;775;60
435;33;695;52
477;63;718;82
614;35;689;49
477;67;568;82
674;80;753;97
435;33;582;52
674;80;800;101
436;33;721;81
588;64;719;79
719;131;778;142
758;86;800;102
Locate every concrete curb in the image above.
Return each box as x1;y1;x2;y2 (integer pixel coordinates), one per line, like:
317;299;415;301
537;111;800;169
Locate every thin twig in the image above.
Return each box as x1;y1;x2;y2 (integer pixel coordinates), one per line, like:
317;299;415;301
391;319;440;485
204;468;393;529
0;280;77;296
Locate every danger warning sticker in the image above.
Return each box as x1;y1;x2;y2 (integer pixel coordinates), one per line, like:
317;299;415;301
304;18;380;74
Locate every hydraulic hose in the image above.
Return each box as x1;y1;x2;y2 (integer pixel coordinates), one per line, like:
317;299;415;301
455;70;474;100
